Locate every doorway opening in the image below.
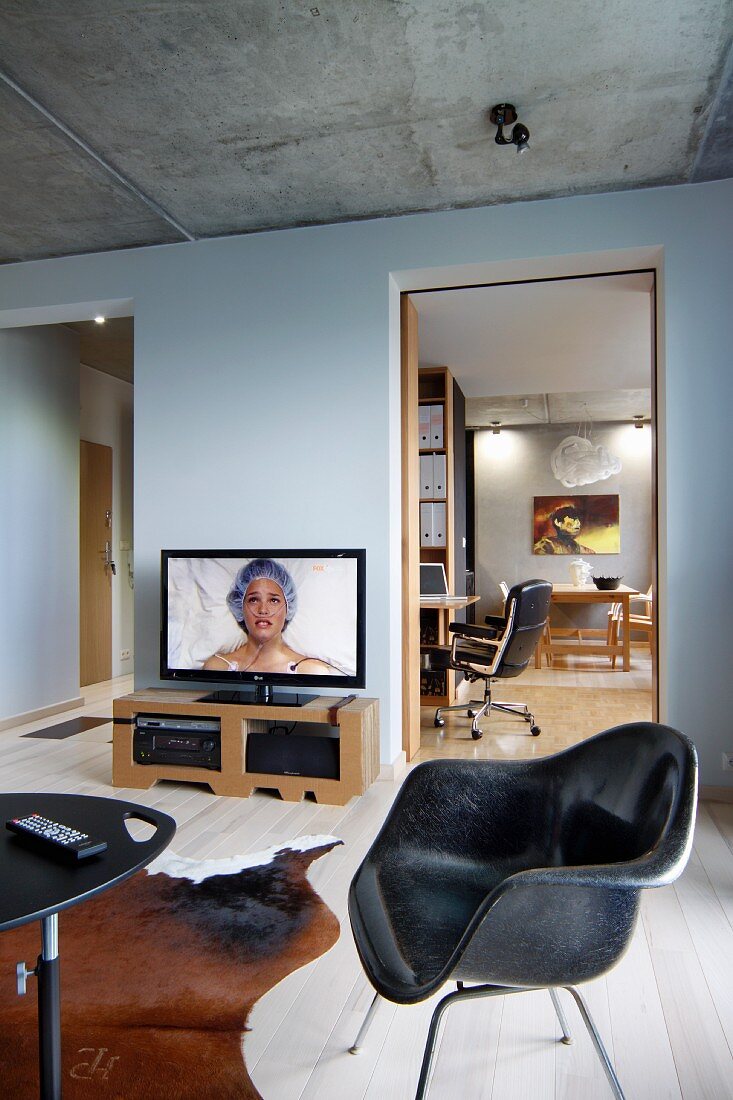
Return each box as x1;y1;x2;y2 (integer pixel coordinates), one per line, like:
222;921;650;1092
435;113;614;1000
70;316;135;690
401;269;658;761
1;299;134;732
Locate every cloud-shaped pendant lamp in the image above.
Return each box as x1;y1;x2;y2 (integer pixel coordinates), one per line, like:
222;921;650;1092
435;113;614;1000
551;435;622;488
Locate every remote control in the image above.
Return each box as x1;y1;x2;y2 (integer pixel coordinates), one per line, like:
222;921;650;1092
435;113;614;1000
6;813;107;862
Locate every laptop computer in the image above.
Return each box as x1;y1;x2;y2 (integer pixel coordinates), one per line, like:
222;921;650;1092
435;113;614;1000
419;563;449;599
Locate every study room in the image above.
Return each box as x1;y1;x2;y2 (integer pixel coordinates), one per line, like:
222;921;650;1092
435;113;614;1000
404;270;656;761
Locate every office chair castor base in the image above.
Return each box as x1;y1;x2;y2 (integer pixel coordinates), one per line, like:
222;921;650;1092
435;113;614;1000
434;717;445;728
531;725;541;736
471;729;483;740
467;710;476;718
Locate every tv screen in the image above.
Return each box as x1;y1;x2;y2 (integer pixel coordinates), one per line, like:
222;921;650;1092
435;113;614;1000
161;549;366;695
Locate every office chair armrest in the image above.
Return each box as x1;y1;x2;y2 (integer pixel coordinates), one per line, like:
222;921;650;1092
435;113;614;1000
452;638;499;672
483;614;505;632
448;621;504;640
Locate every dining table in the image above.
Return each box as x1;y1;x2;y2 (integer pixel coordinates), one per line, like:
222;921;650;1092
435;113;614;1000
535;583;641;671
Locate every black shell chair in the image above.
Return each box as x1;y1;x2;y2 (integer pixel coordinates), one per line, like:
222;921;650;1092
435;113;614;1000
348;722;697;1099
434;578;551;739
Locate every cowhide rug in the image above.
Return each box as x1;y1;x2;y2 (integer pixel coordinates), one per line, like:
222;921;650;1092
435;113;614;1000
0;835;342;1098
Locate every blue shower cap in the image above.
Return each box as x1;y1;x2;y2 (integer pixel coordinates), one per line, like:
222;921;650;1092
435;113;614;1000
227;558;298;627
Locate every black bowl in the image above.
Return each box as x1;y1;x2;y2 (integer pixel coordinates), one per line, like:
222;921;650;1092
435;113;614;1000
593;576;623;590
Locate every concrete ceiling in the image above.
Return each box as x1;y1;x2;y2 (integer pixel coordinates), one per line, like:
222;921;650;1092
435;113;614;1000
0;2;731;264
465;389;652;429
414;271;653;422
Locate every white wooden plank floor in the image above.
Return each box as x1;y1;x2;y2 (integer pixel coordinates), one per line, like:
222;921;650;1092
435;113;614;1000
1;675;731;1100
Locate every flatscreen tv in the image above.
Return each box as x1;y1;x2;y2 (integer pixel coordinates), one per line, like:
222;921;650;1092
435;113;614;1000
161;548;366;705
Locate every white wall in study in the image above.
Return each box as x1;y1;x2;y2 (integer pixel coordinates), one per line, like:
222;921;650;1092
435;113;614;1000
0;179;730;783
79;364;135;678
474;423;653;628
0;326;80;720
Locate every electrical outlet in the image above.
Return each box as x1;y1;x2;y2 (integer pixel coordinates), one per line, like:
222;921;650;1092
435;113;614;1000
120;649;131;661
722;752;733;772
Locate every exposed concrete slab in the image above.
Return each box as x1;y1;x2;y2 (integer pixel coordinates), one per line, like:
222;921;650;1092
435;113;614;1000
0;85;183;262
0;0;730;262
692;36;733;181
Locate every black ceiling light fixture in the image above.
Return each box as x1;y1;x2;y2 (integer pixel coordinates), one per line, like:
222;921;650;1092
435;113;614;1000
489;103;530;153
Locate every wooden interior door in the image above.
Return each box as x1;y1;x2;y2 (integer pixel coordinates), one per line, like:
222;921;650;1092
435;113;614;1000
80;440;113;686
401;295;420;760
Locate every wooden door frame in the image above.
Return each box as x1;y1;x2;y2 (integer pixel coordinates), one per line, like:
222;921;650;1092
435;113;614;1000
401;296;421;760
401;268;660;757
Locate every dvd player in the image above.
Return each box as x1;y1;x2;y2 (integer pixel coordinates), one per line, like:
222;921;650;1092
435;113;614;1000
135;716;221;733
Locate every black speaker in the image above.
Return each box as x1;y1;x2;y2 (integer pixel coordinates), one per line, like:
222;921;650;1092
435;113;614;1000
246;723;340;780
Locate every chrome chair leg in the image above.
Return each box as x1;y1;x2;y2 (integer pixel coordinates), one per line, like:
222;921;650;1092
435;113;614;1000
349;991;381;1054
363;982;620;1099
565;985;626;1100
415;984;528;1100
435;698;484;722
491;700;536;724
548;987;573;1044
468;699;491;735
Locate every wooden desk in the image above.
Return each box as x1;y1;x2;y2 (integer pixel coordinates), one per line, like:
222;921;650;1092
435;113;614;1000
535;584;640;672
419;594;480;613
419;596;480;705
420;595;480;648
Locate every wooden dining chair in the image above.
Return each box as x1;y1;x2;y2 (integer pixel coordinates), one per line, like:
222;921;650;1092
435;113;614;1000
607;587;653;669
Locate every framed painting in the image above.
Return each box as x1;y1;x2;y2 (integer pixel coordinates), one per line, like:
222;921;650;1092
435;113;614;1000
533;495;620;555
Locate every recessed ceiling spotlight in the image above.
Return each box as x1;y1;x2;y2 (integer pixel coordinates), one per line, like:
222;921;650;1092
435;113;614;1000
489;103;530;153
94;315;106;324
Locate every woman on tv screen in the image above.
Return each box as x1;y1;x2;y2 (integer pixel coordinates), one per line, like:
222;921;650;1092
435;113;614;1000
203;558;344;676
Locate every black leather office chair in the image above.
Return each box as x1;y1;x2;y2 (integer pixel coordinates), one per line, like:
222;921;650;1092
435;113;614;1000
348;722;697;1100
434;578;551;739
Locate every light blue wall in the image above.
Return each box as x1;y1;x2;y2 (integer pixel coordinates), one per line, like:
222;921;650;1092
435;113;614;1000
0;326;80;719
0;179;730;782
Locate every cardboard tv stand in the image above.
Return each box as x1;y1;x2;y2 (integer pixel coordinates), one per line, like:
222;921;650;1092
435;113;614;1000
112;689;380;805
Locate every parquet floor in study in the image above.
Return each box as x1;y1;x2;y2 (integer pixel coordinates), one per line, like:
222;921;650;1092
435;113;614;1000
1;668;730;1100
417;650;653;762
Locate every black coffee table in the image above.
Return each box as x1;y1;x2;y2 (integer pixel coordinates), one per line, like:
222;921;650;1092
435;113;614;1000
0;793;176;1100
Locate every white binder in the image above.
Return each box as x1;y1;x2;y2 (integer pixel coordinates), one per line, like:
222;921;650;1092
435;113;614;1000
433;502;446;546
420;455;434;499
432;453;446;499
429;404;444;449
420;502;434;546
418;405;430;448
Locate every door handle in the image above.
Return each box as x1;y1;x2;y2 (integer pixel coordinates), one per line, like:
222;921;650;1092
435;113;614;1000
104;541;117;576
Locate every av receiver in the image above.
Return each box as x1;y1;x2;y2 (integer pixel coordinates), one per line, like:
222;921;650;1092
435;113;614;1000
133;715;221;770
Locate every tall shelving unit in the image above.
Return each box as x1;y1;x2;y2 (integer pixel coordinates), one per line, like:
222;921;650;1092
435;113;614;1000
418;366;457;707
